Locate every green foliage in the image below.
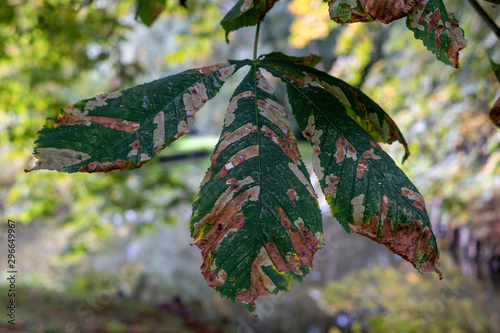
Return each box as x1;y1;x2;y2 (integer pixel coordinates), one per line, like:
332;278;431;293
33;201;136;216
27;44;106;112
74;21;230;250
320;264;495;332
28;0;495;314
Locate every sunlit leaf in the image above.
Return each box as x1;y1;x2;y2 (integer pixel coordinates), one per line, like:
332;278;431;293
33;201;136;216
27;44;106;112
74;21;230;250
262;62;441;276
28;62;244;173
328;0;419;24
190;65;323;313
260;53;410;162
221;0;280;41
406;0;467;68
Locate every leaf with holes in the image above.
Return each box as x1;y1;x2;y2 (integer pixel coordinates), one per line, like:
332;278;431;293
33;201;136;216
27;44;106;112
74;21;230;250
260;53;410;162
28;62;244;173
221;0;280;41
406;0;467;68
189;65;323;313
287;84;441;276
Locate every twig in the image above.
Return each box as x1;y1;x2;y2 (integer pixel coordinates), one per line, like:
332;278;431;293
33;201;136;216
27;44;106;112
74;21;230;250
253;22;261;61
467;0;500;40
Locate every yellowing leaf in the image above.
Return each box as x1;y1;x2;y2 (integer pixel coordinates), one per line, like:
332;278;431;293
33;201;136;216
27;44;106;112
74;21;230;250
29;62;244;173
328;0;419;24
190;65;323;313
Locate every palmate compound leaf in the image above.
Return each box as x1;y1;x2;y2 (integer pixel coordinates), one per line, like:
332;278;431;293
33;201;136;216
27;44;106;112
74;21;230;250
261;61;441;276
189;64;324;313
260;53;410;163
406;0;467;68
28;62;244;173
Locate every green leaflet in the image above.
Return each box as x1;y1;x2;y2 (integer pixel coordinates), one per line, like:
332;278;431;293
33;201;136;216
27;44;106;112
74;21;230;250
28;62;244;173
260;53;410;163
135;0;166;26
284;82;441;276
221;0;279;41
406;0;467;68
189;65;324;312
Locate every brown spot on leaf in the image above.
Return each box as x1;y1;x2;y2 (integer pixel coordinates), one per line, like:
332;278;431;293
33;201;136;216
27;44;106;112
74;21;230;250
29;148;91;172
83;91;123;111
193;178;255;238
236;258;272;308
287;188;298;201
262;125;300;164
277;208;322;268
217;146;259;179
349;195;440;275
200;123;257;186
362;148;381;160
324;174;340;198
258;98;290;131
128;140;140;157
304;115;324;179
153;111;165;149
192;63;227;75
401;187;427;213
256;71;273;94
284;74;305;85
56;111;140;134
334;136;357;163
265;242;301;275
278;207;291;229
225;91;255;126
196;214;246;287
79;159;131;173
356;160;368;179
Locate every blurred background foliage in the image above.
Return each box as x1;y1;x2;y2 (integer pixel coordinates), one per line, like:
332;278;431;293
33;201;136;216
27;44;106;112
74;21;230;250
0;0;499;332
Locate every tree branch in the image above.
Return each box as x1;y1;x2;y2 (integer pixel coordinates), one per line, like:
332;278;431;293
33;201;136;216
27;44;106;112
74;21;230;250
467;0;500;40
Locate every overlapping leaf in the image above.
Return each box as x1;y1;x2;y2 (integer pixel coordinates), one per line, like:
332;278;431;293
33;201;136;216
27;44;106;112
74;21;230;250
189;65;323;312
328;0;419;24
260;53;410;162
221;0;280;41
28;62;243;173
262;61;441;276
406;0;467;68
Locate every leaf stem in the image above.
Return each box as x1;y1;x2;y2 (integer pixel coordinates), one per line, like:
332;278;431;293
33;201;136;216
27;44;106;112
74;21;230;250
253;22;261;61
467;0;500;41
